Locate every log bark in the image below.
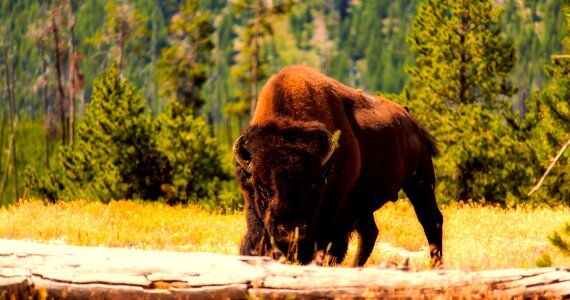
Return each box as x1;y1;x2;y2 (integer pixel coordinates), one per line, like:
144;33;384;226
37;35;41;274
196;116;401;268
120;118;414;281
0;239;569;299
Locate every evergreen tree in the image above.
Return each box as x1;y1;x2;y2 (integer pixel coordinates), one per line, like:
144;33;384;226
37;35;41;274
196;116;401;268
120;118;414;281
154;100;232;207
60;65;166;202
406;0;516;110
26;65;236;208
229;0;294;117
86;0;149;73
529;1;570;204
157;0;215;112
404;0;530;203
27;65;167;202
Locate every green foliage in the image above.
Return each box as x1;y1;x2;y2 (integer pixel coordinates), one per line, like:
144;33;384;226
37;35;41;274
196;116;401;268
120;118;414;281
1;118;60;205
2;0;569;208
229;0;295;116
502;0;565;97
535;252;553;268
154;100;237;209
538;12;570;251
406;0;516;109
526;3;570;205
156;0;215;112
403;0;529;204
27;65;165;202
26;66;237;209
85;0;151;71
548;223;570;257
529;58;570;204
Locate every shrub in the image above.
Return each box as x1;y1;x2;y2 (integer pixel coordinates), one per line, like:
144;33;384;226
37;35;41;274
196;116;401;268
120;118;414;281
154;100;237;209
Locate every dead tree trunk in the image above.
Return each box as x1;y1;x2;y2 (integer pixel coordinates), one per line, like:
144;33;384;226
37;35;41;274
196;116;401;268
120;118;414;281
68;12;76;147
52;12;67;145
250;0;260;117
40;44;50;169
3;47;17;202
1;239;569;299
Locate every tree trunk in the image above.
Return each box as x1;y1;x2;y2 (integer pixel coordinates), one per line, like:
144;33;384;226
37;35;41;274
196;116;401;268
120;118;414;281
3;48;18;202
250;0;260;117
52;13;67;145
68;13;76;147
0;128;14;203
1;239;569;299
118;16;126;73
0;109;5;176
40;44;50;170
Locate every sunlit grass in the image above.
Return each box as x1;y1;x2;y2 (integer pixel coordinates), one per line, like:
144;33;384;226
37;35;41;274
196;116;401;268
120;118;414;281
1;199;568;270
365;201;570;270
0;200;244;254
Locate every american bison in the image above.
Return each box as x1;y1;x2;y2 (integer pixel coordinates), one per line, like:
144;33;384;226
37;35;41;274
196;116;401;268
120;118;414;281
233;65;443;267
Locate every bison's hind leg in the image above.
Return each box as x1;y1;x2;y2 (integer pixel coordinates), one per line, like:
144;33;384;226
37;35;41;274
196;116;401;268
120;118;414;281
352;213;378;267
403;163;443;268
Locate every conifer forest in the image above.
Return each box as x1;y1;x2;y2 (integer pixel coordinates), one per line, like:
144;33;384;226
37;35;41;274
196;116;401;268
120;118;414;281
0;0;569;209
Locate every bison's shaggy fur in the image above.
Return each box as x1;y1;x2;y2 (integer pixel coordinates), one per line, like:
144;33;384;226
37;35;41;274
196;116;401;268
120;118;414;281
234;65;443;267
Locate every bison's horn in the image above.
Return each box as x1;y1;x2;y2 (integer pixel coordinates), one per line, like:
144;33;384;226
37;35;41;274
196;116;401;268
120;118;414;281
321;130;336;166
233;135;251;172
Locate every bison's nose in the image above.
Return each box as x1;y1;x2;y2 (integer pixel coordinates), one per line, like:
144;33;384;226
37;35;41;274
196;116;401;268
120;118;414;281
276;223;308;242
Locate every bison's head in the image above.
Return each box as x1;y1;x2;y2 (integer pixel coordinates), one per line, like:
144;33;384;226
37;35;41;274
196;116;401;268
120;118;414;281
233;119;335;263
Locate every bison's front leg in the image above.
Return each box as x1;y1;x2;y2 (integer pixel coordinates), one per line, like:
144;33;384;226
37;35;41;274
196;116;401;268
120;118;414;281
316;228;351;266
240;207;269;256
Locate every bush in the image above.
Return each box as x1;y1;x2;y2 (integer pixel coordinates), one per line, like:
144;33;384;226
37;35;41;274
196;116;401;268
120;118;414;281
154;100;237;209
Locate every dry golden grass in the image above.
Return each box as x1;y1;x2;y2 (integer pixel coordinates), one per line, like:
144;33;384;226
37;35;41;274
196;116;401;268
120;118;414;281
0;199;568;270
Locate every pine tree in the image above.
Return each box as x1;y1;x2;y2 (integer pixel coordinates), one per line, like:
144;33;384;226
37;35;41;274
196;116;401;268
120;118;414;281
26;65;235;208
58;65;167;202
406;0;516;110
404;0;529;203
529;1;570;204
229;0;294;117
86;0;149;73
156;0;215;113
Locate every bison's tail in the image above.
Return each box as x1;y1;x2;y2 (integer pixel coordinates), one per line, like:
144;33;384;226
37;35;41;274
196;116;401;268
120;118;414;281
421;126;440;158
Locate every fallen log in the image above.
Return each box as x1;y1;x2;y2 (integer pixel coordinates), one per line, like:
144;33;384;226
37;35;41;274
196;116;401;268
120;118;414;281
0;239;569;299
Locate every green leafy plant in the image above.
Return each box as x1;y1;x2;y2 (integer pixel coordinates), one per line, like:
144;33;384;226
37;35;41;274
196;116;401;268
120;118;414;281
549;223;570;257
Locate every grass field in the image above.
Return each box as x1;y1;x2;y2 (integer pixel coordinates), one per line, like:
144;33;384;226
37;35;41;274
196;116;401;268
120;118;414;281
1;199;569;270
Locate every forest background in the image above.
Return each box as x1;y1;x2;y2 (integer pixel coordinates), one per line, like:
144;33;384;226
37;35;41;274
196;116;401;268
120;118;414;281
0;0;569;211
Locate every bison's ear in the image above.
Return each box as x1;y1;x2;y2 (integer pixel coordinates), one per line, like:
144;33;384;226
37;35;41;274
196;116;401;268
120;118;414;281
320;129;336;166
233;135;252;172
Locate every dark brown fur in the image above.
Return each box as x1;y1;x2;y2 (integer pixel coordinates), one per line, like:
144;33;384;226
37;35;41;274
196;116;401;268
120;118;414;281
234;65;443;267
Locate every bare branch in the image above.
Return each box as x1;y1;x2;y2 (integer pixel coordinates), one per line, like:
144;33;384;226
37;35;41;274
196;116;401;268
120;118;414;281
528;137;570;196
